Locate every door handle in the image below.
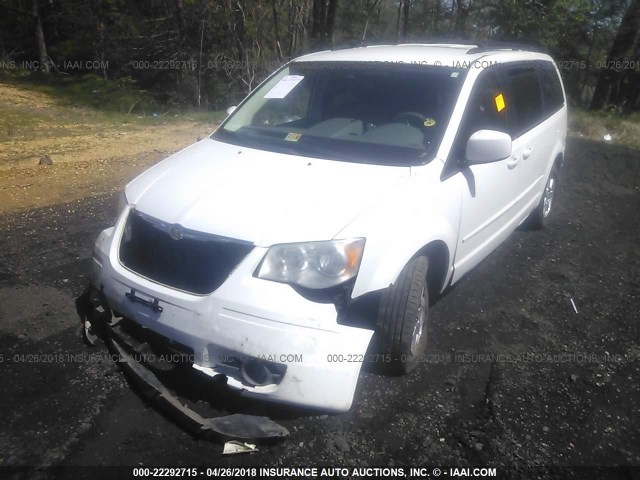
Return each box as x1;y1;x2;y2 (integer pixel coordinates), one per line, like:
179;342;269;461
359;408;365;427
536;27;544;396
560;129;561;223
523;146;534;159
507;155;520;169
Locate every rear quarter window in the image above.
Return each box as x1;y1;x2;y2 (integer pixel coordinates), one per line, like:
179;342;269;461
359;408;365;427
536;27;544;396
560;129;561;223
537;61;565;115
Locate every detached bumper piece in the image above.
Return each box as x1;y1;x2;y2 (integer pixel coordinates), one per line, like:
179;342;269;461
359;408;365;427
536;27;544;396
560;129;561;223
108;332;288;440
77;287;289;442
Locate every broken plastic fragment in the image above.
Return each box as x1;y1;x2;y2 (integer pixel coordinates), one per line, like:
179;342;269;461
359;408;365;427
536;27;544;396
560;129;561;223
76;286;113;345
569;298;578;314
222;441;258;455
83;320;98;346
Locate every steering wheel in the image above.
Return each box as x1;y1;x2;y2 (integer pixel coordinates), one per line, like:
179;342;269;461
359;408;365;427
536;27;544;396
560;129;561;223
391;111;428;129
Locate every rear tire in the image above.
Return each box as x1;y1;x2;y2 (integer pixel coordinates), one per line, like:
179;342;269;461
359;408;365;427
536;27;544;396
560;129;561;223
527;165;559;230
376;256;429;375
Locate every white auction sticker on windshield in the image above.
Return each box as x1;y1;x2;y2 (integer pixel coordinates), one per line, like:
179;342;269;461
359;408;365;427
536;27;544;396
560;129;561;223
264;75;304;99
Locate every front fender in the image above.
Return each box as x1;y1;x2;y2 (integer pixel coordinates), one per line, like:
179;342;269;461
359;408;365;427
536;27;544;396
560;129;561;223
350;219;457;299
337;167;461;299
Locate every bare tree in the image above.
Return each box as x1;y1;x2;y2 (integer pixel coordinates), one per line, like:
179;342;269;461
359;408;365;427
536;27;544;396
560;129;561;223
287;0;310;56
310;0;338;48
361;0;381;41
271;0;284;60
433;0;441;32
625;38;640;109
591;0;640;109
32;0;49;73
453;0;470;36
396;0;411;41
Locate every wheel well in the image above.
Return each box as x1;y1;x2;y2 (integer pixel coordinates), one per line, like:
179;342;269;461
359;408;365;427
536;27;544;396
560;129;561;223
414;240;450;300
554;152;564;170
339;240;450;329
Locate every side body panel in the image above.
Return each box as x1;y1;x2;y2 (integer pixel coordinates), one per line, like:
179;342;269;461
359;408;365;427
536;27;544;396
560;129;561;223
342;159;461;299
448;55;567;283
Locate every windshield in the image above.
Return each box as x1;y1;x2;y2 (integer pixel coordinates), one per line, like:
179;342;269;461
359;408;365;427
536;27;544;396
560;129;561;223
212;61;467;166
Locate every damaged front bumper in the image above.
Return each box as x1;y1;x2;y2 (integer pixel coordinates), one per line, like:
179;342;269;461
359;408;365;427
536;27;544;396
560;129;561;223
89;221;374;413
77;286;289;440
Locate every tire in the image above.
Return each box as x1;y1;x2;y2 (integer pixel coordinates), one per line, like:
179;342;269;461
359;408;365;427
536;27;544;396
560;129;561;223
527;165;559;230
376;256;429;375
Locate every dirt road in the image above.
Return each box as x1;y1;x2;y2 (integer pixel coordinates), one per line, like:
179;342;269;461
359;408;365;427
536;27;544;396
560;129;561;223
0;83;218;215
0;83;639;479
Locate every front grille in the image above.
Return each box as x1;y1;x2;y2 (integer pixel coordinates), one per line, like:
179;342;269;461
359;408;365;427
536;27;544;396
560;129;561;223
119;210;254;295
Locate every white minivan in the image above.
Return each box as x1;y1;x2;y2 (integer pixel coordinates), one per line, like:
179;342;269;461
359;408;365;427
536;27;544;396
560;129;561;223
88;44;567;412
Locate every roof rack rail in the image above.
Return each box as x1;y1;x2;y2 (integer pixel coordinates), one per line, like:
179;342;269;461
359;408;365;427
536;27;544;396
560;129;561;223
327;38;547;54
330;36;477;51
329;39;414;50
466;40;547;54
331;40;364;51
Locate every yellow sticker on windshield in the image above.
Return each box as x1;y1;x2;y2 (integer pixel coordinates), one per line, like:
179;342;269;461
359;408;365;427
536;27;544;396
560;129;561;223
284;132;302;142
423;118;437;127
495;93;506;112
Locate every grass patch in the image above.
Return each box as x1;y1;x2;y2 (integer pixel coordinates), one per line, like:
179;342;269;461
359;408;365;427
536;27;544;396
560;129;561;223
1;70;226;122
570;108;640;150
0;71;226;142
178;110;227;123
0;70;158;114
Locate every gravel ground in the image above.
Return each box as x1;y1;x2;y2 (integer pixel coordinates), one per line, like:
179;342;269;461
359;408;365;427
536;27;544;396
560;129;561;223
0;137;638;479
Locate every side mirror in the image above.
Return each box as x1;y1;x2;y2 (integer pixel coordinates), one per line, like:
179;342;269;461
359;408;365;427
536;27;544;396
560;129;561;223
465;130;512;164
226;105;237;115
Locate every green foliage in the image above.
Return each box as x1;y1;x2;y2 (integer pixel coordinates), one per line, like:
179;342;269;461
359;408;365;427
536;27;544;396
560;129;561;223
0;0;637;110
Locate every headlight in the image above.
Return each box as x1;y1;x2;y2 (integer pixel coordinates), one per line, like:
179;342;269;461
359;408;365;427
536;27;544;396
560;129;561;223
115;191;129;222
256;238;365;289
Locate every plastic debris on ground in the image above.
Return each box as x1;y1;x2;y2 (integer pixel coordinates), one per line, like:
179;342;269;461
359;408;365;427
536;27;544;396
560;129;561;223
222;441;258;455
570;298;579;314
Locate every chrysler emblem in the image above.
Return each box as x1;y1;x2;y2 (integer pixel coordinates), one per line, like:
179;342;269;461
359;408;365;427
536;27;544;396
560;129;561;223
169;226;183;240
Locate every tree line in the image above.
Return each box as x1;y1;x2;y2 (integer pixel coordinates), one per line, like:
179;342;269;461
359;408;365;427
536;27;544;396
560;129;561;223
1;0;639;112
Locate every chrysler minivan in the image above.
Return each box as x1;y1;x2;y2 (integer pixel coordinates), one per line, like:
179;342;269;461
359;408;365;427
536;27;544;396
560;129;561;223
87;43;567;412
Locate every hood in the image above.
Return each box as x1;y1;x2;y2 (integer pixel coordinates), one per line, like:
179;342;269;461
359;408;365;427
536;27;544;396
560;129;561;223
126;138;410;246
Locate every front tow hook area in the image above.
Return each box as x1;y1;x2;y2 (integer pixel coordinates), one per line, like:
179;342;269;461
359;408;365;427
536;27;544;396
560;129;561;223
75;286;290;441
76;285;118;345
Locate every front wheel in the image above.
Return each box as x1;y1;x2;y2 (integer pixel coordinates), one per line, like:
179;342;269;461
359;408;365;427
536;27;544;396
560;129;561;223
376;256;429;375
